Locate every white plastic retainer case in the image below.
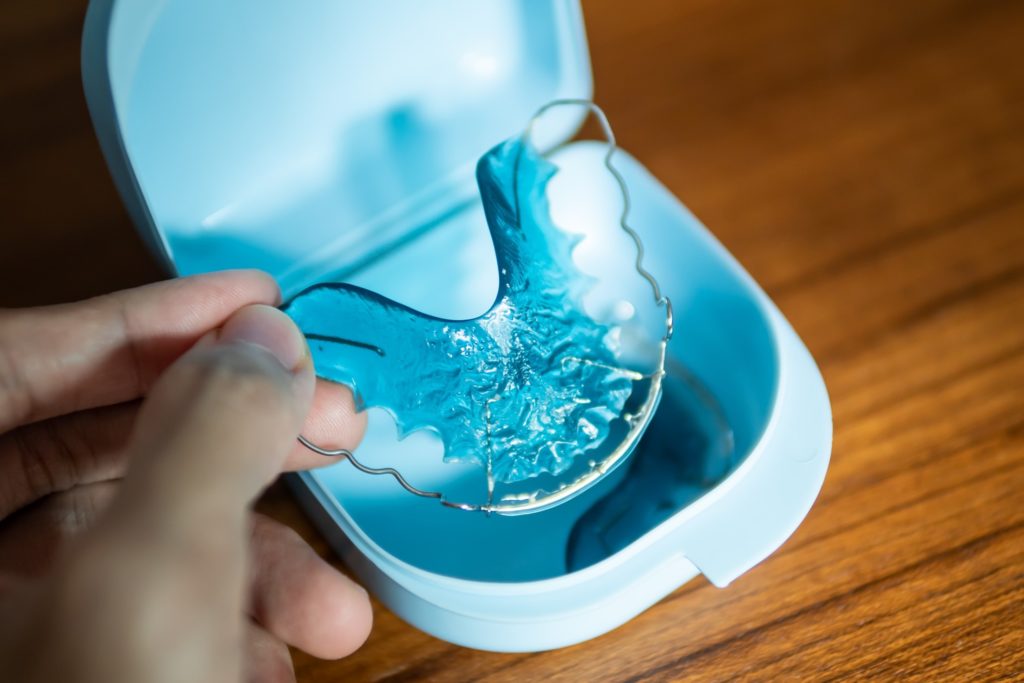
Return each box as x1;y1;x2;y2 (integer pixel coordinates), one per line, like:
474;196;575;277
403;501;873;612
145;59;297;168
82;0;832;652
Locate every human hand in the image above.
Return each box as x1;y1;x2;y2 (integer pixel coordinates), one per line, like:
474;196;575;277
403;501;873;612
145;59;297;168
0;271;372;682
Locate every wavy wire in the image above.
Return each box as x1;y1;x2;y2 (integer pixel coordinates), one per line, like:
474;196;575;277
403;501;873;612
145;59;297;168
298;100;673;513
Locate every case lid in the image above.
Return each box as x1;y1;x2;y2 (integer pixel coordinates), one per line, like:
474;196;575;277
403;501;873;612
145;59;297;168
82;0;592;294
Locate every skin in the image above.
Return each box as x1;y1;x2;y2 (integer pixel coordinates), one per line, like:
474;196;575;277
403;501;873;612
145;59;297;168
0;270;372;683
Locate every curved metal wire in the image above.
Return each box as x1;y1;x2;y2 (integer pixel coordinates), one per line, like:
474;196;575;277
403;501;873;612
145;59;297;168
522;99;674;339
297;100;672;514
297;436;446;502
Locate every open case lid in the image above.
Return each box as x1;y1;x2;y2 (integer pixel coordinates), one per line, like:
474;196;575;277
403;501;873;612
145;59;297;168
82;0;592;295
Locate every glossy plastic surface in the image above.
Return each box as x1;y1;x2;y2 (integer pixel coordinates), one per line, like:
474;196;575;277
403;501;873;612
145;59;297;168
82;0;591;294
289;143;831;650
81;0;832;652
285;140;637;491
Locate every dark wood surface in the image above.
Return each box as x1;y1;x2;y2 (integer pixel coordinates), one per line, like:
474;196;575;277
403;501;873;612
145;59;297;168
3;1;1023;680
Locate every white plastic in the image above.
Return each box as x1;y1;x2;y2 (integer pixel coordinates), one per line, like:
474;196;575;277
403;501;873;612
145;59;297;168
81;0;832;652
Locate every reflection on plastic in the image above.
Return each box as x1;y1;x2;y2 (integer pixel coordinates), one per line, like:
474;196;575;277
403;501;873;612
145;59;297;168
567;359;737;572
284;139;643;489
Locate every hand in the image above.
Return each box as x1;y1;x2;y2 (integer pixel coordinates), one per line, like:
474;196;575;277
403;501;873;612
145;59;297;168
0;271;372;683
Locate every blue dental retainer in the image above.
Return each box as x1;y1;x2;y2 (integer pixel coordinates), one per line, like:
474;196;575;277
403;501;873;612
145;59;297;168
82;0;832;653
284;101;672;515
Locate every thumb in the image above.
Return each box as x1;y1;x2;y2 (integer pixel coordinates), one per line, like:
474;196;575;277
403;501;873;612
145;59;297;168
32;305;315;683
115;303;315;526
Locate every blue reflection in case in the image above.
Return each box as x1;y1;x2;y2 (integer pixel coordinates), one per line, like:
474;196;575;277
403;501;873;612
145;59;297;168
82;0;832;653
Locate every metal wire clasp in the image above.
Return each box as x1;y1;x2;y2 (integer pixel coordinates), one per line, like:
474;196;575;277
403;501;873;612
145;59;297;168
296;100;672;514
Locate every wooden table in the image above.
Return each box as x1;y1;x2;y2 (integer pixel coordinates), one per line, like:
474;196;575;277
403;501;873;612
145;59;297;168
3;1;1022;680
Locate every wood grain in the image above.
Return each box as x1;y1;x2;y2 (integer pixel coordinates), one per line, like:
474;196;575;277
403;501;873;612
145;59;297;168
2;1;1022;680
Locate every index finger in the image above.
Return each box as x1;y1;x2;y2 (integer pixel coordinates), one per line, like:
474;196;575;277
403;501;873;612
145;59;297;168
0;270;279;432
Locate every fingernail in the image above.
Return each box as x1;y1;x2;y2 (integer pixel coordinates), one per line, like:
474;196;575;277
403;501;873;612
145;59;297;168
218;305;308;373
